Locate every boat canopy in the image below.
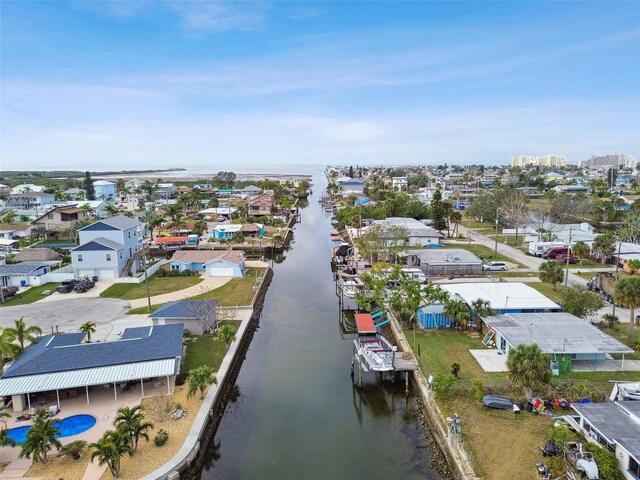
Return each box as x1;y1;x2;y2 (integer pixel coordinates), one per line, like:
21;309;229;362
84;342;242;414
355;313;377;335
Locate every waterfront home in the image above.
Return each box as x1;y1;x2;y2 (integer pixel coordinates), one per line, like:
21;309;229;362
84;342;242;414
482;312;632;372
369;217;443;246
62;187;86;200
0;261;60;287
246;191;275;216
552;184;591;194
0;324;183;413
10;184;46;194
242;185;263;196
439;282;561;313
0;223;33;239
71;214;144;280
150;300;219;335
155;183;177;198
212;223;265;240
13;247;60;263
32;206;92;234
66;199;108;217
198;206;238;218
169;250;245;277
6;192;56;209
93;180;117;202
402;248;482;276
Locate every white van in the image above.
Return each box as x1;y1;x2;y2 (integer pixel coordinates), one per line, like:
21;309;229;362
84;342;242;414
401;268;427;283
528;241;567;257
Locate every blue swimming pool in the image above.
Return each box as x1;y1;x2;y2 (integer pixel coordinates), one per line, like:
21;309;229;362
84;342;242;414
7;414;97;444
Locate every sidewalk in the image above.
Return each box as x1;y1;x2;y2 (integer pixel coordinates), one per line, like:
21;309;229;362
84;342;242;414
127;276;232;309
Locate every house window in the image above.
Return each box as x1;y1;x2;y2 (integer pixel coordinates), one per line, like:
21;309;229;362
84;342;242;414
106;254;112;261
78;254;83;262
628;456;640;479
128;231;131;238
119;252;123;259
47;214;54;219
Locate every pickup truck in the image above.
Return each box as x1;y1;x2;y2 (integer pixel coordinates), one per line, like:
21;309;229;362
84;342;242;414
73;280;95;293
56;280;77;293
1;286;19;300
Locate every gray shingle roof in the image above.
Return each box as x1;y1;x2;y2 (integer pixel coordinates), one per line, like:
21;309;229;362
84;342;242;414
150;300;219;319
0;261;58;275
13;248;61;262
71;237;124;251
80;214;141;232
2;324;183;378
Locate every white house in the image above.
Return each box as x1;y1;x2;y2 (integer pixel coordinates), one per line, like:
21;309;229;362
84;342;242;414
392;176;408;191
6;192;56;209
0;261;60;287
369;217;443;246
11;184;45;194
71;215;144;280
93;180;117;202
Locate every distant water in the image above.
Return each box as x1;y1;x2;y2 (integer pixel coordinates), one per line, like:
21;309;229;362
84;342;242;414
25;164;326;176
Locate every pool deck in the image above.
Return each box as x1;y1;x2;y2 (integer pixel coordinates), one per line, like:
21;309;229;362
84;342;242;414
0;379;173;478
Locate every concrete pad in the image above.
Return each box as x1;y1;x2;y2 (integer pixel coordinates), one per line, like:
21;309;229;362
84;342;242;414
571;359;640;372
469;348;508;372
38;281;113;303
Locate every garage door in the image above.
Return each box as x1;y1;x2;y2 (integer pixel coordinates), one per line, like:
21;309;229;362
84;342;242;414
207;266;235;277
98;269;116;280
77;269;94;279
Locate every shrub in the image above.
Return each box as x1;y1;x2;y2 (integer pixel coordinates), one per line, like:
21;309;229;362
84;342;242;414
146;394;176;421
175;402;183;411
565;381;602;403
471;379;484;401
433;374;456;398
154;429;169;447
583;443;619;480
602;314;619;328
451;363;461;378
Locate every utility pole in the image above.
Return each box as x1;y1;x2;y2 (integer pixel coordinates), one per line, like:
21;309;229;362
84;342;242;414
143;255;151;312
494;210;499;259
612;239;622;317
564;227;572;287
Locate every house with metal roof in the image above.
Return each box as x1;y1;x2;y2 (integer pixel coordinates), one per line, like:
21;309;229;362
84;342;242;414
0;261;60;287
150;300;219;335
403;248;482;276
370;217;443;246
169;250;245;277
71;215;144;280
211;223;265;240
440;282;561;313
0;324;183;413
571;401;640;480
482;312;633;372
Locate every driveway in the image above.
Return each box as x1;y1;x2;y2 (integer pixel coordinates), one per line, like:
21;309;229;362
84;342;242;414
0;297;131;340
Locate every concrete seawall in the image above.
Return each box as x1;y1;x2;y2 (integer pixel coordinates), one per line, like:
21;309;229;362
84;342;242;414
141;267;274;480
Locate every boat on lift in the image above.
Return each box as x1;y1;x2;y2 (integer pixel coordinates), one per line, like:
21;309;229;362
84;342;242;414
353;313;396;372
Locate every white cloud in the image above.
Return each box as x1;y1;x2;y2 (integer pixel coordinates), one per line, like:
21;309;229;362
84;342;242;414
166;1;268;32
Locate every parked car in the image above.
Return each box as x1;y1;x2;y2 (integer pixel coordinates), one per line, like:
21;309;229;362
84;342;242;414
56;280;78;293
565;442;599;480
1;286;19;300
542;247;569;259
482;261;508;272
555;254;580;264
73;280;95;293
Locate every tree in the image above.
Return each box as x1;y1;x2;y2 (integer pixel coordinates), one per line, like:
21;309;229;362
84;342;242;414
80;321;96;342
217;323;237;350
0;328;20;364
572;241;590;260
2;212;16;224
470;298;493;328
500;189;529;239
430;188;448;232
467;188;509;224
59;440;88;460
114;405;154;452
4;317;42;352
231;231;245;244
560;285;604;319
89;429;134;478
627;259;640;275
191;219;208;237
550;193;591;223
618;209;640;243
614;277;640;342
592;232;616;263
1;426;17;447
187;365;217;399
213;171;236;189
140;210;163;242
538;260;564;291
447;209;462;238
19;416;62;464
83;172;95;200
443;298;471;329
104;204;120;216
161;204;184;235
507;344;550;390
356;224;408;263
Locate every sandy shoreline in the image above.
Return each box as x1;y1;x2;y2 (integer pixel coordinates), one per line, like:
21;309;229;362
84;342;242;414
91;171;314;181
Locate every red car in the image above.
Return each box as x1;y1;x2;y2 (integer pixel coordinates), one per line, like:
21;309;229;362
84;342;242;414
555;254;580;264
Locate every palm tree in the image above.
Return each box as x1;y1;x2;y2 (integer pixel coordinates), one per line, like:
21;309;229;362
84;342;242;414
114;405;154;451
19;416;62;464
104;203;121;216
470;298;493;329
217;324;237;350
507;344;550;391
89;429;134;478
0;328;20;364
140;210;163;242
592;232;616;263
4;318;42;352
614;277;640;343
187;365;217;400
572;241;590;260
443;299;471;329
79;321;97;342
161;204;184;235
538;260;564;291
1;427;17;447
59;440;88;460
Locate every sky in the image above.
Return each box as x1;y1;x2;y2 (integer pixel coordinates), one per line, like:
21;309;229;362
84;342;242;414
1;1;639;171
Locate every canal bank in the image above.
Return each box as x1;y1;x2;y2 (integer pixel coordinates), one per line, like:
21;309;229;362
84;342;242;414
196;174;449;480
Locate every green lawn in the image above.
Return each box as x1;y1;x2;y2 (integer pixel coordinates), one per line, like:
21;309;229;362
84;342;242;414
442;242;526;267
0;283;59;307
100;273;203;300
127;304;162;315
526;281;564;303
490;271;538;278
189;268;264;306
460;218;494;229
182;321;241;372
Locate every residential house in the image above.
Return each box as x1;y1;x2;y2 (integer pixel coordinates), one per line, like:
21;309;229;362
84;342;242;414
482;312;632;372
13;248;60;263
0;223;32;239
155;183;177;199
71;215;144;280
571;401;640;480
246;191;275;217
62;188;86;200
150;300;219;335
403;248;483;276
392;177;408;191
212;223;265;241
32;206;92;233
0;261;60;287
11;184;46;194
552;185;590;194
0;184;11;194
6;192;56;210
369;217;443;246
169;250;245;277
66;200;108;217
93;180;117;202
417;304;453;329
241;185;263;196
0;324;183;412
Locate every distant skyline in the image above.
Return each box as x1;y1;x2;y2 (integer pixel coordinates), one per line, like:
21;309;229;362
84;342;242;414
1;1;639;170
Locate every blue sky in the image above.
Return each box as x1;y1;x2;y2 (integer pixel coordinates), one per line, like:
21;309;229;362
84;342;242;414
1;1;639;170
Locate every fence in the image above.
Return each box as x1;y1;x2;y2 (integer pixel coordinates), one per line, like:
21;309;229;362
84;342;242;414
112;259;168;284
29;265;74;285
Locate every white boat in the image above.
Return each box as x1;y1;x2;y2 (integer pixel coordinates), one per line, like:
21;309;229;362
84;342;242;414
353;334;396;372
612;382;640;401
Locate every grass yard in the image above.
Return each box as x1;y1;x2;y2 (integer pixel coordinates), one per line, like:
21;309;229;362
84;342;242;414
189;267;264;306
182;320;241;372
442;242;526;267
100;273;203;300
485;234;525;247
526;281;564;303
490;271;538;278
460;218;494;229
127;303;162;315
0;283;59;307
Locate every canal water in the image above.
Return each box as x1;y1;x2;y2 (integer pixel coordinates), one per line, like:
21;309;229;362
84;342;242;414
200;175;444;480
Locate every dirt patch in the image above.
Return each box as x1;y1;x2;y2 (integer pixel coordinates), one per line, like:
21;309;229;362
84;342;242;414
26;453;90;480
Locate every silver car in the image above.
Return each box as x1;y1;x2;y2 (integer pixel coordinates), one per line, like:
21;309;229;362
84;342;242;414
483;261;508;271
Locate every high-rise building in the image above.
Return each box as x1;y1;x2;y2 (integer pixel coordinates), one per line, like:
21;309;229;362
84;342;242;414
510;154;567;168
581;153;636;169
